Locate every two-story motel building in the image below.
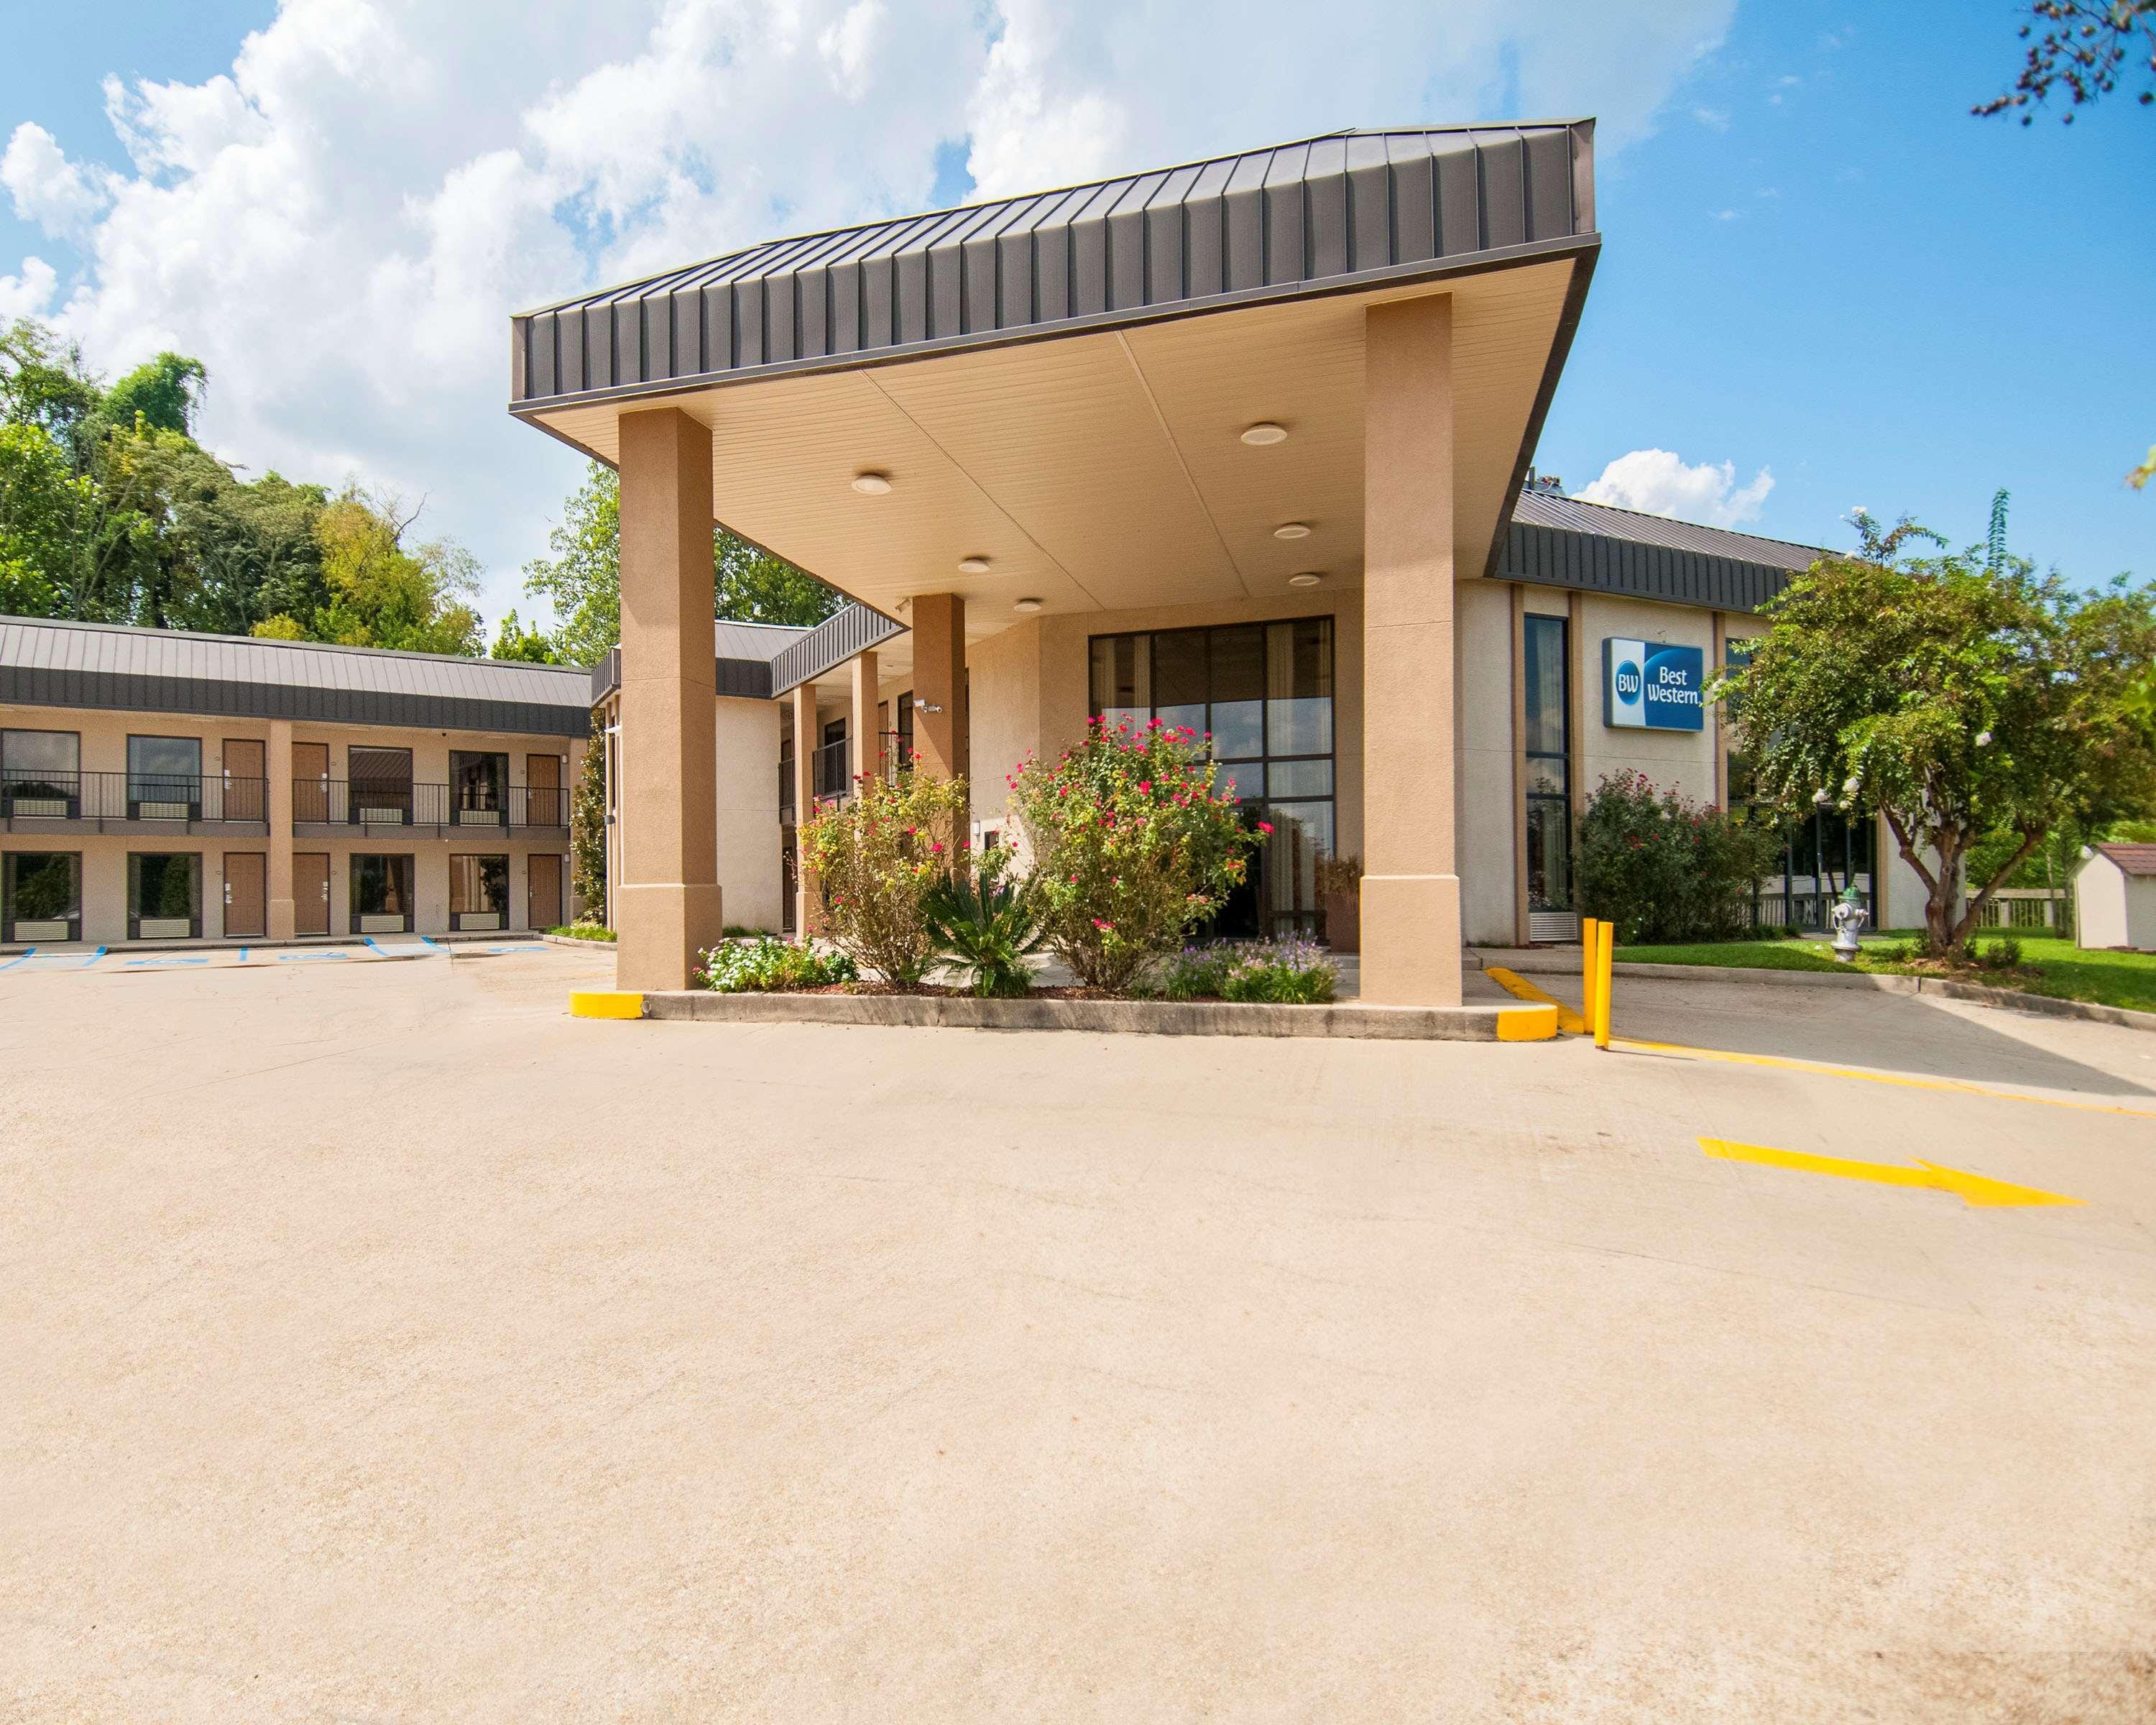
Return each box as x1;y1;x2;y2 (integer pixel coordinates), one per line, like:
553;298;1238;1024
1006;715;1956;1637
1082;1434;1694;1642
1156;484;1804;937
0;619;590;947
533;122;1919;1002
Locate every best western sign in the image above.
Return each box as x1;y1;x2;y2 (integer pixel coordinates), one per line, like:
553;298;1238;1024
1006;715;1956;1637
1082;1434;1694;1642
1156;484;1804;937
1603;638;1705;732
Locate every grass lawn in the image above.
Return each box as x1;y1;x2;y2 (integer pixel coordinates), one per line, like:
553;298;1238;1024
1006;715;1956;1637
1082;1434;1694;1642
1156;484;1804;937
1614;932;2156;1016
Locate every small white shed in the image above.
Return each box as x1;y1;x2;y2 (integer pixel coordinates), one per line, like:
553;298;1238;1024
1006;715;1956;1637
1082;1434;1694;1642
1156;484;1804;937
2073;843;2156;951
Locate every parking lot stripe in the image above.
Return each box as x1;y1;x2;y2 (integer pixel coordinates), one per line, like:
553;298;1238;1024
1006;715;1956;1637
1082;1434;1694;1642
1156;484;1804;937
1622;1036;2156;1120
0;947;37;971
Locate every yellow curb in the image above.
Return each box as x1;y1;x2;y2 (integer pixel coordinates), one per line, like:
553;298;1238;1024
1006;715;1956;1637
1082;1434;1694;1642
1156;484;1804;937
570;990;645;1021
1496;1002;1559;1041
1485;967;1588;1035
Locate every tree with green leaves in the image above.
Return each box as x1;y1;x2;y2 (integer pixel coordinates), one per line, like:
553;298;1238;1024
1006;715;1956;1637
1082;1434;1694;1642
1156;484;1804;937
254;487;483;656
570;716;608;926
522;461;842;663
1719;511;2156;957
490;608;560;663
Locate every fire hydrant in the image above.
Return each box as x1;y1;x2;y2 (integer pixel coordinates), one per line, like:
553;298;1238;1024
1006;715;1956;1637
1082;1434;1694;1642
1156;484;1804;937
1829;884;1869;963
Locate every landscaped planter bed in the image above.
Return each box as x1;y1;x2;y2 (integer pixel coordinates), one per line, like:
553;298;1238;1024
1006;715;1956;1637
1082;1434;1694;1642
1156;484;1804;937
632;989;1549;1041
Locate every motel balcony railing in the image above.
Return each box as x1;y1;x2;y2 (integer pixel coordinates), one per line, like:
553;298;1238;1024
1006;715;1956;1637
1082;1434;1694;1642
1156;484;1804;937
1;769;271;834
292;781;571;835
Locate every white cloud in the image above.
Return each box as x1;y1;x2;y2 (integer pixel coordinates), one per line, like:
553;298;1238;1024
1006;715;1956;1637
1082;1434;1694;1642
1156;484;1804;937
0;255;58;320
1575;449;1774;528
6;0;1739;626
2;123;117;238
1691;106;1730;131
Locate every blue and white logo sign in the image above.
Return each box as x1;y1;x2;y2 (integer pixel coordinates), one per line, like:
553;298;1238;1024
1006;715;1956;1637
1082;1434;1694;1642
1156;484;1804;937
1603;637;1705;731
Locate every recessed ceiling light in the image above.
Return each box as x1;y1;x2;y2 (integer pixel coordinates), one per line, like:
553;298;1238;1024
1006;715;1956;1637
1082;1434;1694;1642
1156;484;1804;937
957;556;991;574
1240;422;1288;446
1289;571;1323;588
851;470;892;495
1013;597;1044;614
1273;522;1312;540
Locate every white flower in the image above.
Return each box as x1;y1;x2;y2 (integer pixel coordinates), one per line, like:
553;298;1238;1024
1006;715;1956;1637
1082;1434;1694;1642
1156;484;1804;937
1842;775;1861;795
1975;730;1993;746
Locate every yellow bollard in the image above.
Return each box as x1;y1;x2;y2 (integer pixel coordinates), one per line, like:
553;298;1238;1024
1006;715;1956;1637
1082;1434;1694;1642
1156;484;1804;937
1580;917;1601;1033
1594;919;1616;1050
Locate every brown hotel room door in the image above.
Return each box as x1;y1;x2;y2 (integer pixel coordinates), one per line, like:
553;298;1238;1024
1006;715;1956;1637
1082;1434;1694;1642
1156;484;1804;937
292;741;329;823
294;852;331;936
528;852;563;931
222;738;265;822
223;852;266;938
526;752;563;827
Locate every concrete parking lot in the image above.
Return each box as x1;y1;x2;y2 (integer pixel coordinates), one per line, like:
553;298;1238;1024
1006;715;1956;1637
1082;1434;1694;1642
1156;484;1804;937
3;947;2152;1721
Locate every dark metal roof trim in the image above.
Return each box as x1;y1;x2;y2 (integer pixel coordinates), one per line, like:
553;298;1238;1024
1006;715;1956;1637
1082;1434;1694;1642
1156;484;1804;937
512;123;1597;413
1499;521;1814;615
0;664;589;737
1;615;593;736
770;603;906;698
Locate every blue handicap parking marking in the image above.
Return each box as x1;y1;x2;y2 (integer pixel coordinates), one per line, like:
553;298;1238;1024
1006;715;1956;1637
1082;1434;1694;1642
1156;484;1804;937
2;945;109;973
124;955;210;968
279;949;352;962
484;943;549;954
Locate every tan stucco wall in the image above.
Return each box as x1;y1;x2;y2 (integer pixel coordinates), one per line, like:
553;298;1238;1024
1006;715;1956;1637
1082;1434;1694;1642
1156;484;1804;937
2;702;579;944
1454;579;1516;947
715;696;783;935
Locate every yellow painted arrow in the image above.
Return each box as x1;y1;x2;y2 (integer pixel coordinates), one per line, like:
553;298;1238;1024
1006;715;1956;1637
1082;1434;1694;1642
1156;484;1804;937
1697;1137;2083;1208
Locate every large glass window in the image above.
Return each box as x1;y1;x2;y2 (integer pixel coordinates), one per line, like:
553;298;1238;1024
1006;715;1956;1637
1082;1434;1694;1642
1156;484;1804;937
349;745;414;825
3;851;80;940
449;854;509;930
128;735;202;819
350;853;415;933
1089;617;1335;939
1522;615;1572;915
1;730;80;816
129;852;201;939
451;750;507;825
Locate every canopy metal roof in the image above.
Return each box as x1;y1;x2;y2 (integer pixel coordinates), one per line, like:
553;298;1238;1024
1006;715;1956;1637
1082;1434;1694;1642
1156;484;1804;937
511;123;1596;414
0;616;594;737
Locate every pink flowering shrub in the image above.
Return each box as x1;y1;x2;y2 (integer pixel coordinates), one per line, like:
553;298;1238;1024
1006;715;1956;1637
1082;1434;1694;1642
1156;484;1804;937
1009;716;1258;990
1575;769;1777;944
798;768;970;985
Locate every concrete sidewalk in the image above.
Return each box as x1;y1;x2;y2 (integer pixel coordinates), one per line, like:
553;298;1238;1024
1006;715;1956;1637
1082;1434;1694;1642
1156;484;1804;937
2;947;2151;1721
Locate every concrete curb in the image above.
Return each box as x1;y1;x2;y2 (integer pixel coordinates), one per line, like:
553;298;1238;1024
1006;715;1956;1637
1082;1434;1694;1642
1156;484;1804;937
540;932;617;951
1920;980;2156;1034
1478;952;1921;993
623;990;1552;1041
1471;949;2156;1034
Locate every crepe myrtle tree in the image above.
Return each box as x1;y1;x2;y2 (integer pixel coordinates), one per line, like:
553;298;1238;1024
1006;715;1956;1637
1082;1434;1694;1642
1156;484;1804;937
1718;511;2156;958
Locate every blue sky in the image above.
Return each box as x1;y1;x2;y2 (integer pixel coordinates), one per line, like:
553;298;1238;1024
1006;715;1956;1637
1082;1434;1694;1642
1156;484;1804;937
1;1;2148;621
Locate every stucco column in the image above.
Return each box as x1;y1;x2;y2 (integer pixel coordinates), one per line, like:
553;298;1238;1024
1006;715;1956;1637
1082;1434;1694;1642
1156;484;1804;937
849;649;881;791
1360;295;1462;1006
615;406;723;990
267;718;295;939
791;682;821;938
911;592;967;781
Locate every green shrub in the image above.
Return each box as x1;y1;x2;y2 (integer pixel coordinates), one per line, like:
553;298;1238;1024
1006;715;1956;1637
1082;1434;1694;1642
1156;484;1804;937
924;860;1047;997
1978;935;2023;972
547;923;616;942
1575;770;1778;944
699;936;856;993
1009;716;1258;990
798;769;971;986
1155;939;1338;1004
